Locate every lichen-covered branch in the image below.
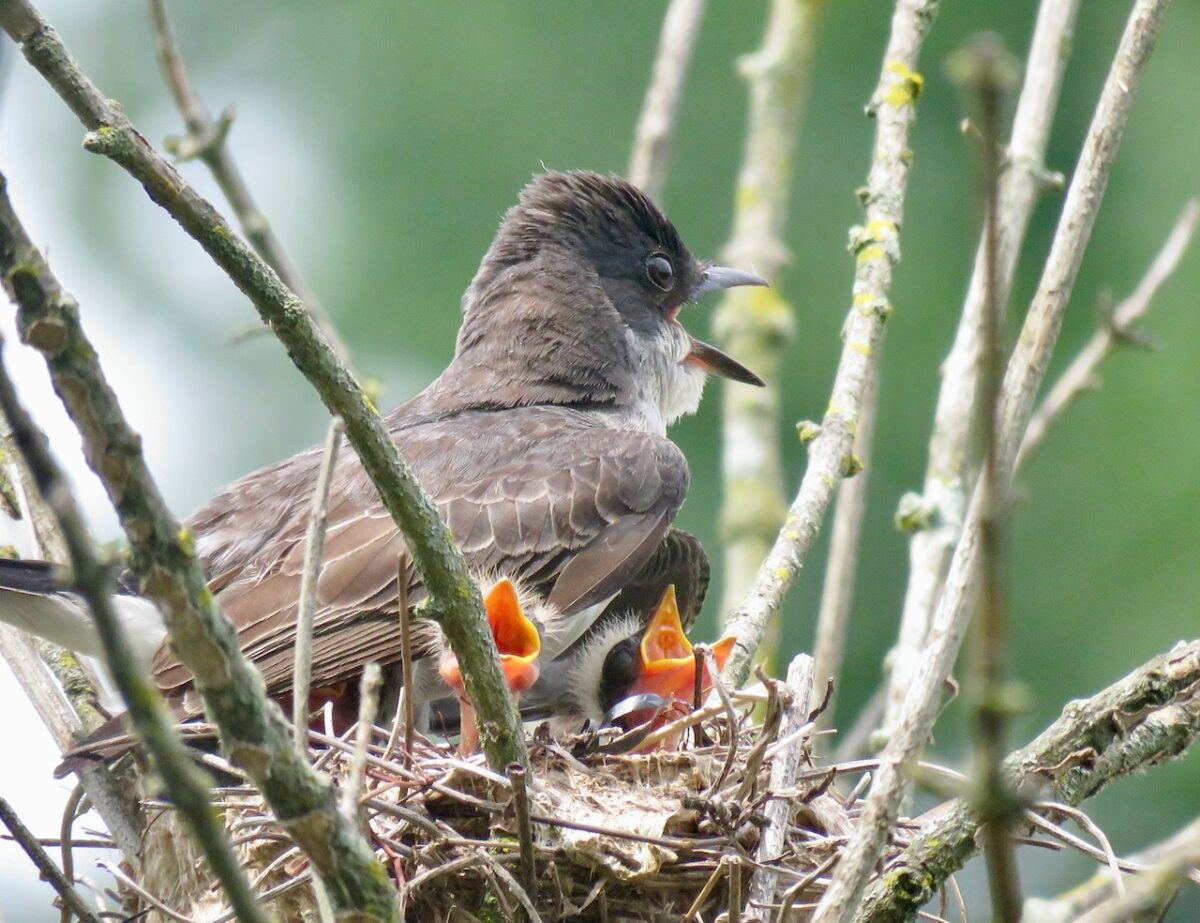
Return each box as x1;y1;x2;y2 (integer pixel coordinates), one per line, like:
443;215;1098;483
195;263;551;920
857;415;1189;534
627;0;707;201
146;0;351;366
0;172;396;922
0;0;527;774
855;640;1200;923
1018;198;1199;468
815;2;1172;920
883;0;1081;743
713;0;822;654
721;0;938;688
0;421;145;865
0;339;269;919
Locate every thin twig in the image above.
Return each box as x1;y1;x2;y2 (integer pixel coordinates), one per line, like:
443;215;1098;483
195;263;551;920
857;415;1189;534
822;4;1174;919
1028;803;1126;900
1;0;527;776
1018;198;1200;467
294;416;344;757
1024;818;1200;921
506;762;538;906
0;169;392;920
855;639;1200;921
812;364;878;731
627;0;707;201
58;782;86;923
721;0;938;687
883;0;1081;741
394;553;416;769
950;34;1023;923
1074;823;1200;923
714;0;824;655
0;794;100;923
145;0;352;366
342;662;383;819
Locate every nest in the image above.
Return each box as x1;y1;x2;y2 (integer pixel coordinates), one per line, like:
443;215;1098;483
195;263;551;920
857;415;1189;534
121;675;892;923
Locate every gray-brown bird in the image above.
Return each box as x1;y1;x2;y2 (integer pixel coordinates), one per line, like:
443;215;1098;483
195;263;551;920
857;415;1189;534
0;170;764;729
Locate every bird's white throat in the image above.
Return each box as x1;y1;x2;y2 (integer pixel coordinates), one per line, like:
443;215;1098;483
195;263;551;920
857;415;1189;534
626;323;706;435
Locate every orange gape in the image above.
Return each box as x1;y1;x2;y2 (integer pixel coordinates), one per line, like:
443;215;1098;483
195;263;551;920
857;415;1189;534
439;578;541;753
624;585;736;751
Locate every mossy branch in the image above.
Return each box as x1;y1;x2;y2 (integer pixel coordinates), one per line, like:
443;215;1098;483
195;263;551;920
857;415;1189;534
855;640;1200;923
0;204;271;922
0;170;396;920
0;0;528;775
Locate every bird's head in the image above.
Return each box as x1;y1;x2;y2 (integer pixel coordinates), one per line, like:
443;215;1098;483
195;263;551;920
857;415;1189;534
452;171;765;429
561;584;735;747
439;577;542;698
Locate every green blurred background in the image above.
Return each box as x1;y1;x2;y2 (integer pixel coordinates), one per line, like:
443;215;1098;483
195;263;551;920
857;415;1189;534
0;1;1197;918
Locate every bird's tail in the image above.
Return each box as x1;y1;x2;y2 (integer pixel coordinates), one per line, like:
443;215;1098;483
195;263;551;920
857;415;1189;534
0;557;165;667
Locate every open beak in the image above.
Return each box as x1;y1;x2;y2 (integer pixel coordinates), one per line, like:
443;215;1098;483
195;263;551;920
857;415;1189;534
684;336;766;387
630;584;738;705
484;578;542;695
438;578;542;754
680;264;768;388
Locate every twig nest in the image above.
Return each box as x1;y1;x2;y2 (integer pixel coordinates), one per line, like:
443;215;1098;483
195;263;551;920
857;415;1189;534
131;705;859;922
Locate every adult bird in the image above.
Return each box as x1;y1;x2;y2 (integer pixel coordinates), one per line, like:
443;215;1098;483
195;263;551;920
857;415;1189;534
0;170;765;728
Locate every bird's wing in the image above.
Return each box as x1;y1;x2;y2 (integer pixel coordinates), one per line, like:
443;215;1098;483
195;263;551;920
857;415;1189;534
151;410;688;700
598;527;710;630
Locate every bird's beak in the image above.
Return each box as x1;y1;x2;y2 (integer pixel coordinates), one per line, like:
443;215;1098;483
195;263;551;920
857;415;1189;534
484;578;542;695
684;336;766;387
631;585;738;705
680;264;768;387
691;264;769;298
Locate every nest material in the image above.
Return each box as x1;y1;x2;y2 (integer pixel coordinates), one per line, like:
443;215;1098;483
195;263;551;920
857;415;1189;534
133;683;869;923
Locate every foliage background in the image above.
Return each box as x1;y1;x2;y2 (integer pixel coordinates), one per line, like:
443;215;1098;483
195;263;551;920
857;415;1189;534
0;1;1196;918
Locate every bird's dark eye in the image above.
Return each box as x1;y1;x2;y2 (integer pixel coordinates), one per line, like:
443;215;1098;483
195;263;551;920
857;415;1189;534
645;254;675;292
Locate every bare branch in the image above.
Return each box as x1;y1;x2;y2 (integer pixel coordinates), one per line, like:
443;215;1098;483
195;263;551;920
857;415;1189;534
949;34;1023;923
856;640;1200;922
293;416;344;758
817;2;1174;919
714;0;824;648
0;170;395;921
721;0;938;687
1018;198;1200;467
0;0;527;774
627;0;707;201
884;0;1082;742
0;794;101;923
145;0;352;366
745;653;815;921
